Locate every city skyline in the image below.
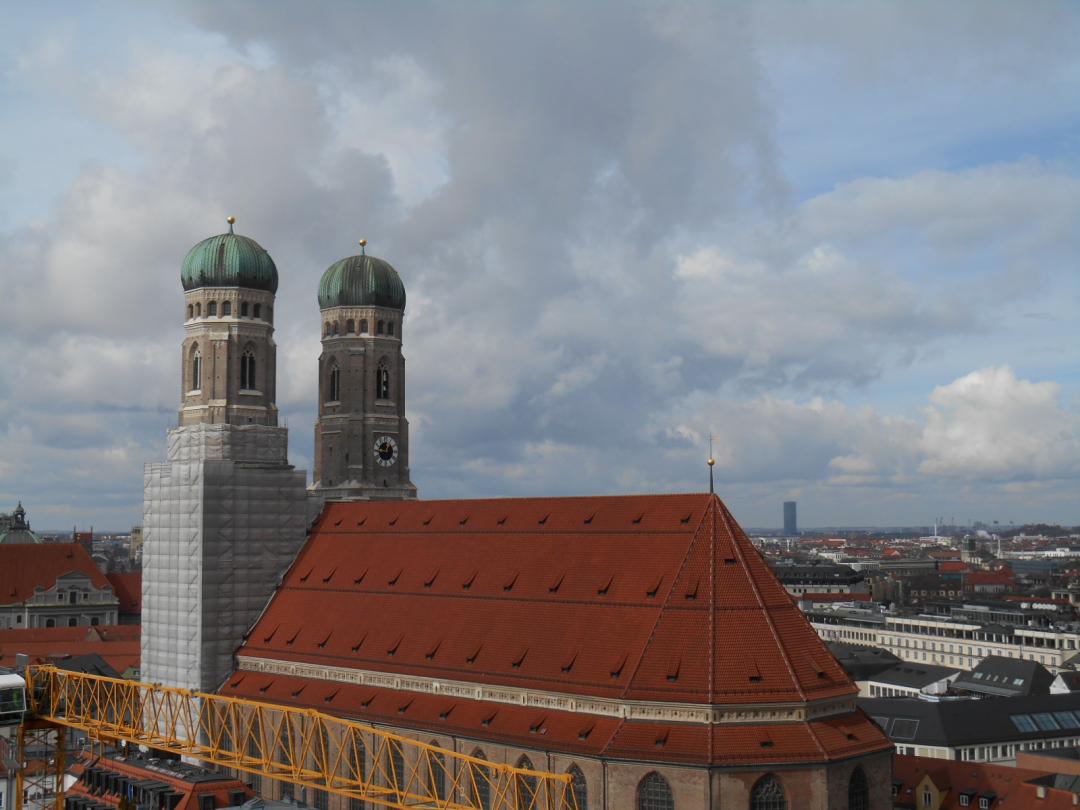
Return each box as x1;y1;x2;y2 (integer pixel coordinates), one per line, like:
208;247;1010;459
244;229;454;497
1;2;1079;529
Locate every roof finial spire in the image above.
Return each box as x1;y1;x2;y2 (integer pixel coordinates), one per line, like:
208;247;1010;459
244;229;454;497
226;215;236;235
707;434;716;495
359;238;367;256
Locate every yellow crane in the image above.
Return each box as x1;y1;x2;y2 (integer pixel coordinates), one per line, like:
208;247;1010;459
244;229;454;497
11;666;576;810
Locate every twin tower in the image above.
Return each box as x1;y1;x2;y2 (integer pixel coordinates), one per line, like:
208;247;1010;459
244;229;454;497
142;219;415;694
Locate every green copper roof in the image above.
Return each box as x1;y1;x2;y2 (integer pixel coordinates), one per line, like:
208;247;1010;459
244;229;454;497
181;230;278;293
318;253;406;310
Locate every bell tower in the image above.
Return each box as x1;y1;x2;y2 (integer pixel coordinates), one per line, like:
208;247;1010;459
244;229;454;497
312;240;417;501
142;217;308;694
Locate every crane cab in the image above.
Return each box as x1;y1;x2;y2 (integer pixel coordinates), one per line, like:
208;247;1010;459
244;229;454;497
0;671;27;724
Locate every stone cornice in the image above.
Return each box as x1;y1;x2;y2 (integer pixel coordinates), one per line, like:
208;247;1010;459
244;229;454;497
237;655;855;726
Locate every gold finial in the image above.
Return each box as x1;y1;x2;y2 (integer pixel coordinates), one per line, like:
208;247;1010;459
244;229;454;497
226;215;236;234
707;434;716;494
359;238;367;256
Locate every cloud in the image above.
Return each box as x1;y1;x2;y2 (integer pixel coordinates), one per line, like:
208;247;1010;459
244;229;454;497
920;366;1080;480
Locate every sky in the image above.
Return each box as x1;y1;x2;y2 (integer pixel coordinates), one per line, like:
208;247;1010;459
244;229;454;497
1;1;1079;531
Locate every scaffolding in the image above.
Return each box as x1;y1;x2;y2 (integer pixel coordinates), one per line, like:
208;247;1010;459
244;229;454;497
19;666;576;810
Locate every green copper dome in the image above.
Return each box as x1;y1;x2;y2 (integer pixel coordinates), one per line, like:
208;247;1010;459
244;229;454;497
181;225;278;293
318;252;406;310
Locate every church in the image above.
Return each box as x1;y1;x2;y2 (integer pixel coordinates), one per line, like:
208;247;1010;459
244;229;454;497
141;220;893;810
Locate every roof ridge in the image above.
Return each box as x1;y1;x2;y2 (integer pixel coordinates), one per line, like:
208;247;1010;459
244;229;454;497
716;499;809;703
617;504;711;701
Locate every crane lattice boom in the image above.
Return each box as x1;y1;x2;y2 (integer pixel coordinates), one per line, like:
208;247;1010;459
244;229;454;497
22;666;576;810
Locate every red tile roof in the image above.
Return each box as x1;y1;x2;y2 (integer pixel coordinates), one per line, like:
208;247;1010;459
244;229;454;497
0;625;140;674
892;754;1075;809
228;493;891;766
106;571;142;615
0;543;111;603
67;752;252;810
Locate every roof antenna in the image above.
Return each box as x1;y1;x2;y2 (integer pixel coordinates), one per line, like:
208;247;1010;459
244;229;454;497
707;434;716;495
359;238;367;256
226;215;236;234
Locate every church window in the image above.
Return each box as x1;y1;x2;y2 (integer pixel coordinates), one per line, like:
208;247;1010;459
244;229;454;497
376;364;390;400
750;774;786;810
427;746;446;801
388;740;406;792
254;303;261;319
68;618;77;627
325;322;331;337
388;321;395;336
332;322;339;336
267;306;273;323
637;773;673;810
469;751;491;810
328;364;341;402
187;304;193;319
515;757;538;809
241;350;257;390
195;302;201;317
208;301;217;316
241;302;249;317
346;319;355;334
222;301;232;316
377;320;385;335
568;765;587;810
313;790;328;810
360;319;368;334
191;349;202;391
848;767;868;810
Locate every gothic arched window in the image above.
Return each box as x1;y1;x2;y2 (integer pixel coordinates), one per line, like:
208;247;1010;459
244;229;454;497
388;740;406;793
332;321;339;336
516;757;538;809
848;767;869;810
470;751;491;810
329;363;341;402
240;350;256;390
750;774;786;810
187;304;193;319
208;301;217;317
195;302;201;317
346;318;355;334
637;773;673;810
222;301;232;316
360;318;368;334
427;745;446;802
191;347;202;391
567;765;587;810
376;363;390;400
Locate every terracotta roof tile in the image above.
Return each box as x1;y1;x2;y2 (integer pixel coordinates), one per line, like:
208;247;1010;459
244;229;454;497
0;543;111;604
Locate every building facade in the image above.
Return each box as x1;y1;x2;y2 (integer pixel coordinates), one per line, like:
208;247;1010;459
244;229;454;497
311;243;417;501
0;544;118;630
141;219;309;693
783;501;797;536
222;494;893;810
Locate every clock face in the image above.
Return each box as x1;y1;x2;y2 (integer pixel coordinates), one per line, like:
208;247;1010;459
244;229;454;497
374;435;399;467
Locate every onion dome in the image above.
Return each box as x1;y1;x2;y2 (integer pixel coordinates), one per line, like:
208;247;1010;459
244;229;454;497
318;240;406;310
181;217;278;293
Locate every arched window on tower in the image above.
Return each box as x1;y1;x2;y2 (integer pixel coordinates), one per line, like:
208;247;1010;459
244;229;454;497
240;349;256;390
515;757;538;810
848;767;869;810
750;774;787;810
324;322;331;337
346;318;355;334
637;773;673;810
332;321;339;336
376;363;390;400
328;363;341;402
267;306;272;323
253;303;261;319
567;765;587;810
195;302;201;317
388;321;395;336
190;346;202;392
360;318;368;334
207;301;217;317
377;320;385;335
222;301;232;316
187;304;193;319
240;301;249;317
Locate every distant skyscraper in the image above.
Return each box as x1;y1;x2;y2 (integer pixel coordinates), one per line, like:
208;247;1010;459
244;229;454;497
784;500;798;536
